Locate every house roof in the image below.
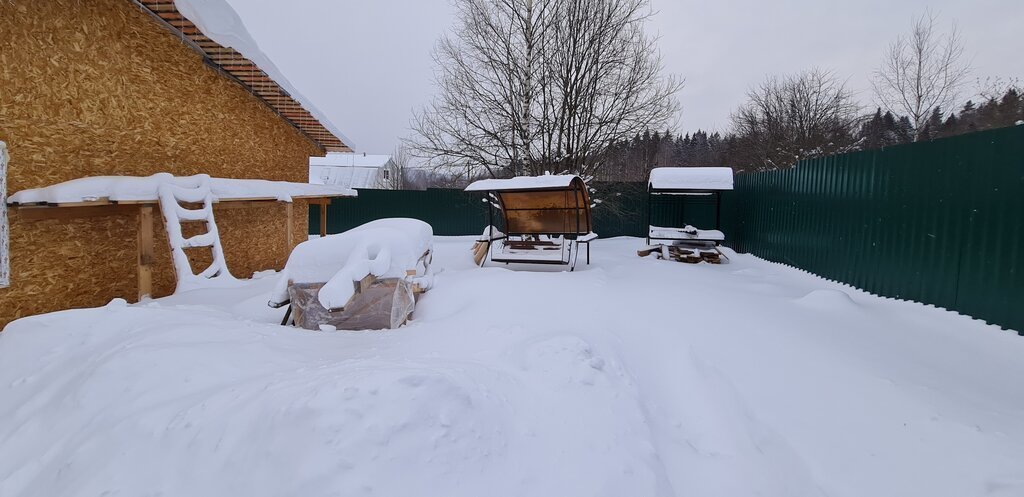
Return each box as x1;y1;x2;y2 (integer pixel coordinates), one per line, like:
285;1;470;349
310;166;383;190
309;153;394;168
134;0;352;153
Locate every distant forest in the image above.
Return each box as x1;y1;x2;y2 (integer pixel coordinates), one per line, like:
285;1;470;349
596;85;1024;181
403;84;1023;189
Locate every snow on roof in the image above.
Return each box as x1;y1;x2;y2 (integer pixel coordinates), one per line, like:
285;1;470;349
309;153;393;168
172;0;354;150
7;173;356;205
649;167;734;191
465;174;583;192
310;165;382;190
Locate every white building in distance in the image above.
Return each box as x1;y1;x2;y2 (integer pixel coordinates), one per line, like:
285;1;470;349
309;152;399;190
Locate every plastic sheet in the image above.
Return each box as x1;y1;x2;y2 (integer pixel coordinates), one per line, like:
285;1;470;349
287;277;416;331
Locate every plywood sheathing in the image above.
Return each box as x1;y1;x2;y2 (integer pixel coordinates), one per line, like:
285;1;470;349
134;0;351;153
0;0;323;327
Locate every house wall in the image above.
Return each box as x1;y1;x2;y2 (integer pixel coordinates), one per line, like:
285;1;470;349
0;0;323;327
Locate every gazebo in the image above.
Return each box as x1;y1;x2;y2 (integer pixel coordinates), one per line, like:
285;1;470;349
644;167;734;263
465;175;596;271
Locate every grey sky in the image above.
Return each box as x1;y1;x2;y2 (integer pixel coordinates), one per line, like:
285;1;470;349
225;0;1024;154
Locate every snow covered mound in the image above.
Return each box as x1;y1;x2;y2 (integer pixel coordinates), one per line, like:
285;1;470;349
270;218;432;309
794;288;859;310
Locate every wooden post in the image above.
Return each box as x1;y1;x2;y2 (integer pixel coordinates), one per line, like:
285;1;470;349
319;200;328;237
137;206;154;301
285;202;294;249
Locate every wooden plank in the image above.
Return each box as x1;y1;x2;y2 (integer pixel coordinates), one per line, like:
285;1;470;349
319;202;327;237
137;206;155;301
12;204;138;222
285;202;294;248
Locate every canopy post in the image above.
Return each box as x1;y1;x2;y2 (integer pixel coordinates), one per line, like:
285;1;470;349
646;185;652;245
715;192;722;230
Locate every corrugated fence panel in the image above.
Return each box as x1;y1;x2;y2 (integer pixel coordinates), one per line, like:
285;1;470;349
954;127;1024;329
310;188;488;236
729;125;1024;332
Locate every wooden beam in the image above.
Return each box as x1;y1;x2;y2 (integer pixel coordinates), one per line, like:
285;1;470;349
285;201;294;248
137;206;155;301
12;204;138;222
319;202;327;237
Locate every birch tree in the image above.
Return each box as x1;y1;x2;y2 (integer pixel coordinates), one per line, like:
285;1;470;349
872;11;969;141
409;0;681;180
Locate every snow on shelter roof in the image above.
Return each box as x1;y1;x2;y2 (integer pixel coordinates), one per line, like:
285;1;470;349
465;175;584;192
7;174;356;205
134;0;352;152
649;167;734;191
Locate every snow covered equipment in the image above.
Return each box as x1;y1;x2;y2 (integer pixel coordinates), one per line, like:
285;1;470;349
157;174;239;292
643;167;733;264
465;175;596;271
269;218;433;331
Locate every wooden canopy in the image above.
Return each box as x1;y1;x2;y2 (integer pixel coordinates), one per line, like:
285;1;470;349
467;175;592;237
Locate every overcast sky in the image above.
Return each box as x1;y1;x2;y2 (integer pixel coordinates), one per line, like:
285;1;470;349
225;0;1024;154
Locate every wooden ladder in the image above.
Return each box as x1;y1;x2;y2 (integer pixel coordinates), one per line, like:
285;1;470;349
157;175;236;292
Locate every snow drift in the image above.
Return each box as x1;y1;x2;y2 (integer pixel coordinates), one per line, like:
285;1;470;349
1;237;1022;497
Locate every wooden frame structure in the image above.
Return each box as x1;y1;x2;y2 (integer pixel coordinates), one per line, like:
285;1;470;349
466;175;595;271
643;167;733;264
9;195;339;300
646;167;733;245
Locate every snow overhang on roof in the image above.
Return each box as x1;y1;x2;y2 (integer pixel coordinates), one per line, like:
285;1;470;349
465;175;584;192
135;0;353;152
648;167;734;191
309;153;393;168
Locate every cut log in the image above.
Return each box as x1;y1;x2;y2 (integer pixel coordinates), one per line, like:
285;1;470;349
637;245;661;257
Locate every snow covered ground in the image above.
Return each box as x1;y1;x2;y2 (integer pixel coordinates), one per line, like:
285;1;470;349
1;237;1022;497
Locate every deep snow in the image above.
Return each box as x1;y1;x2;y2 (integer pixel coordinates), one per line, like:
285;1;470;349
1;237;1022;497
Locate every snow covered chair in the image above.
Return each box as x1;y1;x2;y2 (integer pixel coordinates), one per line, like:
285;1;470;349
642;167;733;264
268;218;433;331
465;174;596;271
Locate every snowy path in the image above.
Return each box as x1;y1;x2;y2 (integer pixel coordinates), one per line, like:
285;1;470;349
1;237;1022;497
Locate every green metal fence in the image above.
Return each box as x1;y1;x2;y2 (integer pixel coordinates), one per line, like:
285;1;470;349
310;182;723;239
310;126;1022;332
724;125;1024;333
311;188;488;236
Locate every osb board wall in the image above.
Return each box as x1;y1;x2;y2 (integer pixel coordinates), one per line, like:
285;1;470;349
0;0;325;327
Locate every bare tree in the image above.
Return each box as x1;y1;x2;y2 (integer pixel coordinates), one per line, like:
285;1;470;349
408;0;681;180
872;11;969;141
730;68;862;170
384;145;410;190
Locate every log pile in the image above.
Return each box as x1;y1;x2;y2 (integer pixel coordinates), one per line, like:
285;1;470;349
637;244;726;264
